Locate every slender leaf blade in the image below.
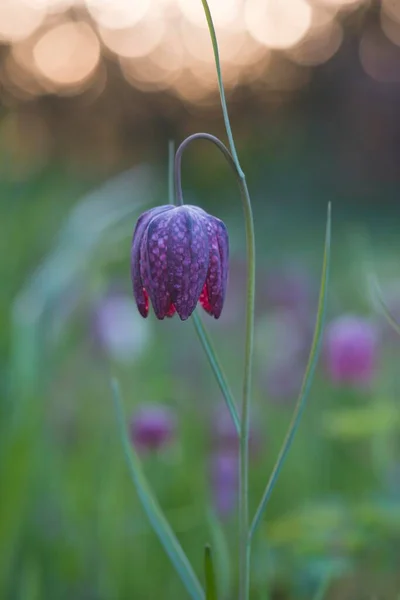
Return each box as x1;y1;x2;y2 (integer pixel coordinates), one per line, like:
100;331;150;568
368;272;400;336
206;510;232;600
111;379;204;600
204;545;218;600
192;311;240;434
313;575;331;600
250;203;332;539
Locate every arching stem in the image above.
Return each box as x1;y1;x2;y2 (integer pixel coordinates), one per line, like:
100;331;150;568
174;131;256;600
174;133;239;206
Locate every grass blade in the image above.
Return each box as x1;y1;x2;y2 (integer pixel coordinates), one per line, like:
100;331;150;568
313;574;332;600
111;378;204;600
204;545;218;600
200;0;243;177
249;203;332;540
206;510;232;600
192;311;240;435
368;272;400;336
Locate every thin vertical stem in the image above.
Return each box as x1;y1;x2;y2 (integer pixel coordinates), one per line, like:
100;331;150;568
168;140;175;205
199;3;255;598
200;0;243;178
238;180;255;600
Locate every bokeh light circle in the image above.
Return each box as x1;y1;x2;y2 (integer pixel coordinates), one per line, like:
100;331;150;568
33;21;101;88
288;20;343;66
359;26;400;83
381;11;400;47
0;0;46;42
85;0;153;30
99;16;165;58
245;0;313;50
177;0;242;28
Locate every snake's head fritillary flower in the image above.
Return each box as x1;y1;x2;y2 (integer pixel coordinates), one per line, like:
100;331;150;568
129;404;176;453
324;315;379;387
131;205;229;321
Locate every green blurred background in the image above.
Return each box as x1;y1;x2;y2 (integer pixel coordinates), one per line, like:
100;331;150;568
2;0;400;598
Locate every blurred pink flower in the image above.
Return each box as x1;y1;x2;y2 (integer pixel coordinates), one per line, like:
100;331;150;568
129;404;176;453
324;315;379;387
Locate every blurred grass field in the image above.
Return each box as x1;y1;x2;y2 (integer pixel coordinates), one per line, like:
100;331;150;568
2;153;400;600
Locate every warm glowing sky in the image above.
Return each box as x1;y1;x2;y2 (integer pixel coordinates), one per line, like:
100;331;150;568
0;0;398;101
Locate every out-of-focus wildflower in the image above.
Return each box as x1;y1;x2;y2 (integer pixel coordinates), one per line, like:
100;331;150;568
262;357;306;403
93;292;150;363
212;404;238;450
255;308;311;403
209;404;262;517
324;315;379;387
256;309;312;363
130;404;176;453
131;205;229;320
210;451;238;519
211;404;261;456
261;263;314;314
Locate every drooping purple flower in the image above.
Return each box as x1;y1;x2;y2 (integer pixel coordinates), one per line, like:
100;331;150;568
129;404;176;453
131;205;229;321
324;315;380;387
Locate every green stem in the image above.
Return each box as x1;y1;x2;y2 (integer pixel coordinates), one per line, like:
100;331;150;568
237;177;255;600
174;133;237;205
199;3;255;598
168;140;175;205
192;310;240;435
174;130;255;599
200;0;243;178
